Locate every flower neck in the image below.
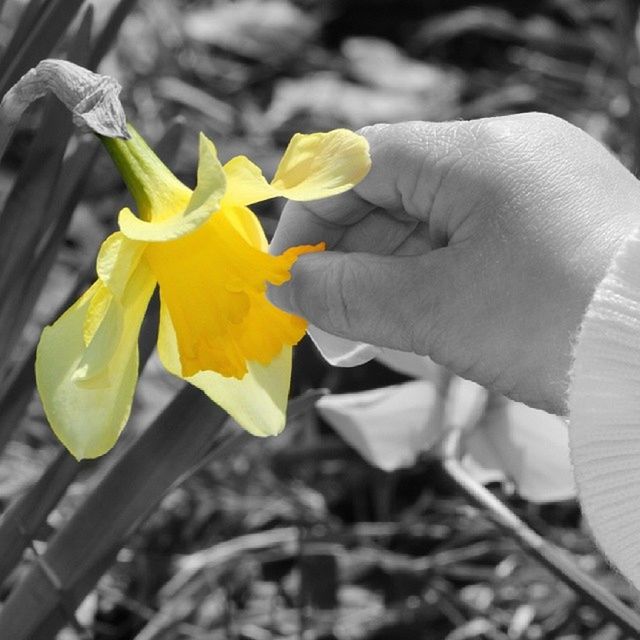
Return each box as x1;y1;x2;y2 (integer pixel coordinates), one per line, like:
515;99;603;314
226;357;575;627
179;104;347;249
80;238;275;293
100;125;191;222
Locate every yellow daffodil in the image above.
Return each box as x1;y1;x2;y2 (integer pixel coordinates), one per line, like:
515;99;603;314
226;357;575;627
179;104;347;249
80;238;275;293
36;126;370;460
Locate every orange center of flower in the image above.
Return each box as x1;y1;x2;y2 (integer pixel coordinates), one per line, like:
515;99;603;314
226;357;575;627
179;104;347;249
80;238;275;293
144;206;323;379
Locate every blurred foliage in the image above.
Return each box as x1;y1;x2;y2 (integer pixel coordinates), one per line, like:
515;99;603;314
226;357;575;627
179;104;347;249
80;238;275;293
1;0;640;639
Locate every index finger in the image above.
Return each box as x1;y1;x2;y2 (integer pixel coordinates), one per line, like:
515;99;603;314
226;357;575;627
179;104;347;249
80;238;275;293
269;190;376;254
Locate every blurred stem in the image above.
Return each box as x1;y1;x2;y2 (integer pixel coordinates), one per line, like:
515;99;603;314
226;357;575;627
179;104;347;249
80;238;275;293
372;469;396;521
441;428;640;638
617;0;640;169
88;0;139;70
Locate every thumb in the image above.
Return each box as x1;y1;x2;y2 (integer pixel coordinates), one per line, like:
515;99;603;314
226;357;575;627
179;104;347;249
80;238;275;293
269;249;452;353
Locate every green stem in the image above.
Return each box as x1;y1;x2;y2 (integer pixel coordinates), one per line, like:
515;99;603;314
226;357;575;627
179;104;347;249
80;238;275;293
99;124;190;221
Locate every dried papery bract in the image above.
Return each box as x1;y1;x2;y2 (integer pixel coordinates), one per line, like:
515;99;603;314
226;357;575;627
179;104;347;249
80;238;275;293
0;58;129;159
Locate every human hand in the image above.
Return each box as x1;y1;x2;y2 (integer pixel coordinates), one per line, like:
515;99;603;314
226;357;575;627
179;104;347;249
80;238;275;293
268;113;640;414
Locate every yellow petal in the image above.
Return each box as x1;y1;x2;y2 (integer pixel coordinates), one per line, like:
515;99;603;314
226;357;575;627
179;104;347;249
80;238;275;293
157;303;291;436
271;129;371;201
119;133;226;242
96;231;146;298
223;155;279;207
223;130;371;206
83;281;115;346
225;202;268;251
35;260;156;459
83;231;144;349
78;285;123;378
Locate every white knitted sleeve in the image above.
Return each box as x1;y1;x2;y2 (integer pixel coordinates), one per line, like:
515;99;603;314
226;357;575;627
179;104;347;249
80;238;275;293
569;225;640;589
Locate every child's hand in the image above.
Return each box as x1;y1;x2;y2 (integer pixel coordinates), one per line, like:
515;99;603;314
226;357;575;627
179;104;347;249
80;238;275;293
269;113;640;414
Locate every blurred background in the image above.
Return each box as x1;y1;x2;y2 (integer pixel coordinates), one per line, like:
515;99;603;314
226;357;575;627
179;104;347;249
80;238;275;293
2;0;640;639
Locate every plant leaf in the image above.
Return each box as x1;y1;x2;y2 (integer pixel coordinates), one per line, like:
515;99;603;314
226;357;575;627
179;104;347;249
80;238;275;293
0;92;74;369
0;390;320;639
0;450;86;585
88;0;139;69
0;0;85;97
0;0;47;85
0;11;97;369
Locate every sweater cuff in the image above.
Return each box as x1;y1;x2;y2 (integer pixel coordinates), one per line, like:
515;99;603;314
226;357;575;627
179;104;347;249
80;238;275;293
569;224;640;590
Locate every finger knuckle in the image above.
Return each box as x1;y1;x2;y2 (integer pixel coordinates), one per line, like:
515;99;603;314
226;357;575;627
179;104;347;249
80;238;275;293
470;112;577;155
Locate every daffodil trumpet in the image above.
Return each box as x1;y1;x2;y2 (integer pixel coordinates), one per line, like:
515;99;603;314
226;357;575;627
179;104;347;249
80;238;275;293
36;125;370;459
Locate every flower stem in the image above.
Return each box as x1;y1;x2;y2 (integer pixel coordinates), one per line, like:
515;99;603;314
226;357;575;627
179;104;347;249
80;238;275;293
100;124;191;222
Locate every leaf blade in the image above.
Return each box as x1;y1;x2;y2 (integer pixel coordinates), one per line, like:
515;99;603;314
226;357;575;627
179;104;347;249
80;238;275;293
0;0;85;97
0;390;319;639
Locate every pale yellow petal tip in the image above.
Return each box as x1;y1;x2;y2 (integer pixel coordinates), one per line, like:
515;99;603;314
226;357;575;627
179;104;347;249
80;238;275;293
238;409;286;438
195;132;222;179
271;128;371;202
60;436;115;461
36;378;129;461
185;132;226;214
198;131;218;156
